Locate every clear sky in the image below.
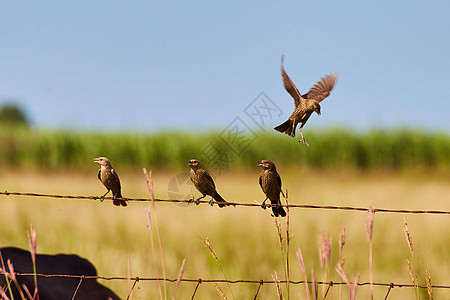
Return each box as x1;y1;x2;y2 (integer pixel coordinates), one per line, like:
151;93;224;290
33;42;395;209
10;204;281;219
1;1;449;132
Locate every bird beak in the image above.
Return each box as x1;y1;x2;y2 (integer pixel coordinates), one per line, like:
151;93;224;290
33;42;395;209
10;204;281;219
257;161;263;167
187;161;192;166
93;158;99;164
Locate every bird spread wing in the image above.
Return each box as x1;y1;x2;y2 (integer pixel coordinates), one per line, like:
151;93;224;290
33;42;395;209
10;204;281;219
111;168;121;190
281;56;302;107
303;72;338;103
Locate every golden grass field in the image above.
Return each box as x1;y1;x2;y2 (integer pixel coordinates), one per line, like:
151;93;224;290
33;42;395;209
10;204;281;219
1;166;449;299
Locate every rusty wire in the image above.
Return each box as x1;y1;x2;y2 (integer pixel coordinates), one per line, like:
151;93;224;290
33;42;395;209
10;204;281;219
2;272;450;290
1;191;450;215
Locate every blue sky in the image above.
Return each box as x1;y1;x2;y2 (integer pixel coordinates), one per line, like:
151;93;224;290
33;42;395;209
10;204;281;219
1;1;449;132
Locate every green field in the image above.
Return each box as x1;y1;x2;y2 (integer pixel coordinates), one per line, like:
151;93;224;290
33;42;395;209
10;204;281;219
1;129;450;299
1;127;449;171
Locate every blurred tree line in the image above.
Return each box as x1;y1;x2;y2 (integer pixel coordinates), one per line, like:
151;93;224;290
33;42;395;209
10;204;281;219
0;103;30;128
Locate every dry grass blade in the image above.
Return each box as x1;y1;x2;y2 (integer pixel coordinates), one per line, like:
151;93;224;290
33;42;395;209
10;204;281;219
311;269;318;300
215;283;228;300
7;259;27;300
271;271;283;300
198;236;235;300
176;258;187;287
273;218;284;252
296;246;310;300
319;233;332;270
198;236;219;262
365;202;375;300
143;168;154;205
26;223;39;300
426;269;433;300
349;275;360;300
403;218;414;256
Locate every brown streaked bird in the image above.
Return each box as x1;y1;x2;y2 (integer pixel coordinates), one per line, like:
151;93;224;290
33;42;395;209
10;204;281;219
274;55;338;146
188;159;227;208
94;157;127;207
258;160;286;217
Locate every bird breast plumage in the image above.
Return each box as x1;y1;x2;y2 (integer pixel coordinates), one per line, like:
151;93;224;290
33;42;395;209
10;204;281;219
190;169;216;196
260;171;281;199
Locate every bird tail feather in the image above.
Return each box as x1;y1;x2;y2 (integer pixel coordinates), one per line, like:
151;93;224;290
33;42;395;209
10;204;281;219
273;205;287;217
274;120;296;138
113;192;127;207
213;192;227;208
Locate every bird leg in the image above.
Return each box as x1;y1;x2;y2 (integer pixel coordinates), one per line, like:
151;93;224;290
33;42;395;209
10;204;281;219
194;195;206;205
208;197;215;206
261;197;268;210
298;129;309;147
99;190;110;202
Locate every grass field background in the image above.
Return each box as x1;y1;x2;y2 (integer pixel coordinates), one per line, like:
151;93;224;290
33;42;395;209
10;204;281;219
1;128;450;299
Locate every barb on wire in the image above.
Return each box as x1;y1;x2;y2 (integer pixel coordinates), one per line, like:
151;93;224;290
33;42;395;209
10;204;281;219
1;191;450;215
2;272;450;290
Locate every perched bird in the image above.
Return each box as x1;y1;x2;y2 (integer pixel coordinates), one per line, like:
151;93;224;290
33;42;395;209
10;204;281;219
258;160;286;217
274;55;338;146
94;157;127;207
188;159;227;208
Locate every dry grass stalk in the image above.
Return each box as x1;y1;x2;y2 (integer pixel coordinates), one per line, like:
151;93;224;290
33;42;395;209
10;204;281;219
143;168;154;206
296;247;310;300
336;264;359;300
348;275;360;300
273;218;284;252
311;269;318;300
198;236;235;300
176;258;186;288
319;233;332;270
199;237;219;262
426;269;433;300
338;227;346;267
145;206;162;299
319;232;331;297
404;218;419;300
144;169;168;300
285;193;292;300
403;218;414;256
406;258;416;286
127;253;131;281
7;260;27;300
26;224;38;300
214;283;228;300
271;271;283;300
338;227;346;300
365;202;374;300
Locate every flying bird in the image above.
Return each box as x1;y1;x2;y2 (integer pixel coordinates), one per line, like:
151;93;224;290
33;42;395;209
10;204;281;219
258;160;286;217
274;55;338;146
94;157;127;207
188;159;227;208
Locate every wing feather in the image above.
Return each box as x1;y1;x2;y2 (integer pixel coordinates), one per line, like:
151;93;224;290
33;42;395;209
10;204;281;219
303;72;338;103
281;55;302;107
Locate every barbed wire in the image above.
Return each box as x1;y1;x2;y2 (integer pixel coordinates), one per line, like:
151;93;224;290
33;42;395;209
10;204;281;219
1;191;450;215
2;272;450;299
3;272;450;288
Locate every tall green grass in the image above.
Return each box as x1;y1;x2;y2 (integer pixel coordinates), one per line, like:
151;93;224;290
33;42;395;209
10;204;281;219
0;127;449;170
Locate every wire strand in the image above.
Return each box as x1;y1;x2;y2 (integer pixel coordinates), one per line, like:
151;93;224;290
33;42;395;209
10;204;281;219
1;191;450;215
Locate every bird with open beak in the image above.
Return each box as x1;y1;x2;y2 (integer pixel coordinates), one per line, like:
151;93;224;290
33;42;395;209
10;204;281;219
274;55;338;146
258;160;286;217
188;159;227;208
94;157;127;207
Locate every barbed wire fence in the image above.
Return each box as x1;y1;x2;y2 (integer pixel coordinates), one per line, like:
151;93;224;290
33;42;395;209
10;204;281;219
1;190;450;299
1;191;450;215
